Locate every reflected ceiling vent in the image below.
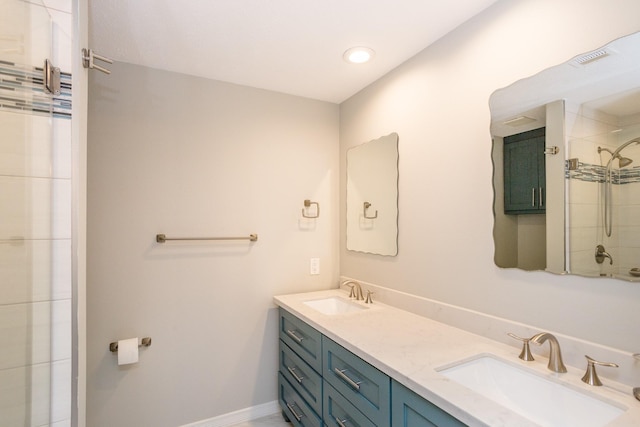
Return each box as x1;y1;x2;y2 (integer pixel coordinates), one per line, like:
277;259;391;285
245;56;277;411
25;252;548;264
570;48;614;67
503;116;537;127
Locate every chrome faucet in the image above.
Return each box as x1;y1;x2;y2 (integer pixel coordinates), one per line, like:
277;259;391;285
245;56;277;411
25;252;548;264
343;280;364;301
530;332;567;373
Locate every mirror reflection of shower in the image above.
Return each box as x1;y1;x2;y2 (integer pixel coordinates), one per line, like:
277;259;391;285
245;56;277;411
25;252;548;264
599;138;640;237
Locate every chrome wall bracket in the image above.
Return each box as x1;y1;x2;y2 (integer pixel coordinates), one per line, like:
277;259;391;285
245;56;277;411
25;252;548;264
43;59;60;95
82;48;113;74
567;158;579;170
544;146;559;155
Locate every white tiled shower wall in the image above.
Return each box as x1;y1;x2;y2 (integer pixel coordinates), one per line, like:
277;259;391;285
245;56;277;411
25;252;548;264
0;0;73;426
566;103;640;278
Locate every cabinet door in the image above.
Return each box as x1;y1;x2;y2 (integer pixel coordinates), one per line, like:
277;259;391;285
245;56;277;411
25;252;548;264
323;337;390;427
504;127;546;214
391;381;466;427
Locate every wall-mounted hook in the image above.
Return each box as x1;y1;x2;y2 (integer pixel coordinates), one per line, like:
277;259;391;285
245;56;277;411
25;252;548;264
302;199;320;218
363;202;378;219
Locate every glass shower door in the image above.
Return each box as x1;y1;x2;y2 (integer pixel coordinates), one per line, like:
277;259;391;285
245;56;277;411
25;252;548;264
0;0;73;425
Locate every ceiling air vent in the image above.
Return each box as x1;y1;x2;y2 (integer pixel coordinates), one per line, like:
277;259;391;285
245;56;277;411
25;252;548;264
571;48;613;67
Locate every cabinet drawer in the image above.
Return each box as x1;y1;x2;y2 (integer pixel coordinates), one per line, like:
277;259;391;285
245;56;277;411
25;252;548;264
279;373;322;427
391;380;466;427
280;340;322;415
279;308;323;373
324;381;376;427
323;337;390;427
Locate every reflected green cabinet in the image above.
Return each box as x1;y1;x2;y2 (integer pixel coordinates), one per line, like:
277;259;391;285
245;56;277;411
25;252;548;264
503;127;546;214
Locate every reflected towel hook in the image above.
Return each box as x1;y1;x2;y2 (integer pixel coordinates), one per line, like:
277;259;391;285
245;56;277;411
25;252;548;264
302;199;320;218
363;202;378;219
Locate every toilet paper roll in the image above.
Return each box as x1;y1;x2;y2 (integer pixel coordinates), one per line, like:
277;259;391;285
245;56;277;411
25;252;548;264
117;338;139;365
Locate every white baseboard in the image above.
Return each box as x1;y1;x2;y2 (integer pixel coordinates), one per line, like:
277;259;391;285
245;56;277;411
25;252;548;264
180;401;280;427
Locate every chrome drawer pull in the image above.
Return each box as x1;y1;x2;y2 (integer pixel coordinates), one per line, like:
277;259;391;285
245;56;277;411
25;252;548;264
286;402;303;422
334;368;361;391
287;366;304;383
335;417;349;427
286;329;304;343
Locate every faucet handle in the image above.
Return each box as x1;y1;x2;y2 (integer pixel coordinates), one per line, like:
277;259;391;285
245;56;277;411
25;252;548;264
507;333;535;361
364;290;374;304
581;355;619;386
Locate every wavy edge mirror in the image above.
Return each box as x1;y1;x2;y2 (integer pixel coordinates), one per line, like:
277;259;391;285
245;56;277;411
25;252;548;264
491;31;640;282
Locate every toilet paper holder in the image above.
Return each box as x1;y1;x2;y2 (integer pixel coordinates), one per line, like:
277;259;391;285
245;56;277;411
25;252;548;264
109;337;152;353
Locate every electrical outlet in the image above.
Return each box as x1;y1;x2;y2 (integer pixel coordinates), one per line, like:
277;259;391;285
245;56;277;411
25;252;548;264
310;258;320;275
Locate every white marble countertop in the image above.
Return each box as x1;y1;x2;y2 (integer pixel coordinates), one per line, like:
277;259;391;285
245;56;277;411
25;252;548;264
274;289;640;427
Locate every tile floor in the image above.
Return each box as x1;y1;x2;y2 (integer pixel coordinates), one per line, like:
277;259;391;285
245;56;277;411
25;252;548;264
230;412;290;427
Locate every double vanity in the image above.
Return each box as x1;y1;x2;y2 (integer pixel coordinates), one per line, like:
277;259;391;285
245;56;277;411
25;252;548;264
274;289;639;426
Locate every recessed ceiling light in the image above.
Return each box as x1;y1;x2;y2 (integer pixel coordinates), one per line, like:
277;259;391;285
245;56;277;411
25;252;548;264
343;47;375;64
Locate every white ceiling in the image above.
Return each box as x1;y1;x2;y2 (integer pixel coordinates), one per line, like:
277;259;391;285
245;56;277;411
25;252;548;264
88;0;499;103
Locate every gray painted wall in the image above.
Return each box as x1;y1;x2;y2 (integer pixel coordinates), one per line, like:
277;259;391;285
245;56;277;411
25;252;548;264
340;0;640;352
87;62;339;426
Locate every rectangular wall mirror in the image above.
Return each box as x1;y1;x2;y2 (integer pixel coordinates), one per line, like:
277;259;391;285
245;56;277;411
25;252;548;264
491;31;640;282
346;132;399;256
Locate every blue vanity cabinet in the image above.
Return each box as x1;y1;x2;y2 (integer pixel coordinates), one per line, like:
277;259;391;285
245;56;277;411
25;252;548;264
391;381;467;427
323;337;391;427
503;127;546;214
278;308;324;427
278;308;467;427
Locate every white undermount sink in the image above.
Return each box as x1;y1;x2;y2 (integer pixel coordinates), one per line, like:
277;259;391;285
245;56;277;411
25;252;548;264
438;354;625;427
303;296;367;315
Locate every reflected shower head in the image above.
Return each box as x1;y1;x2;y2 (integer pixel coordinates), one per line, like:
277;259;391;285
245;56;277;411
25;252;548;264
619;156;633;167
598;143;636;168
